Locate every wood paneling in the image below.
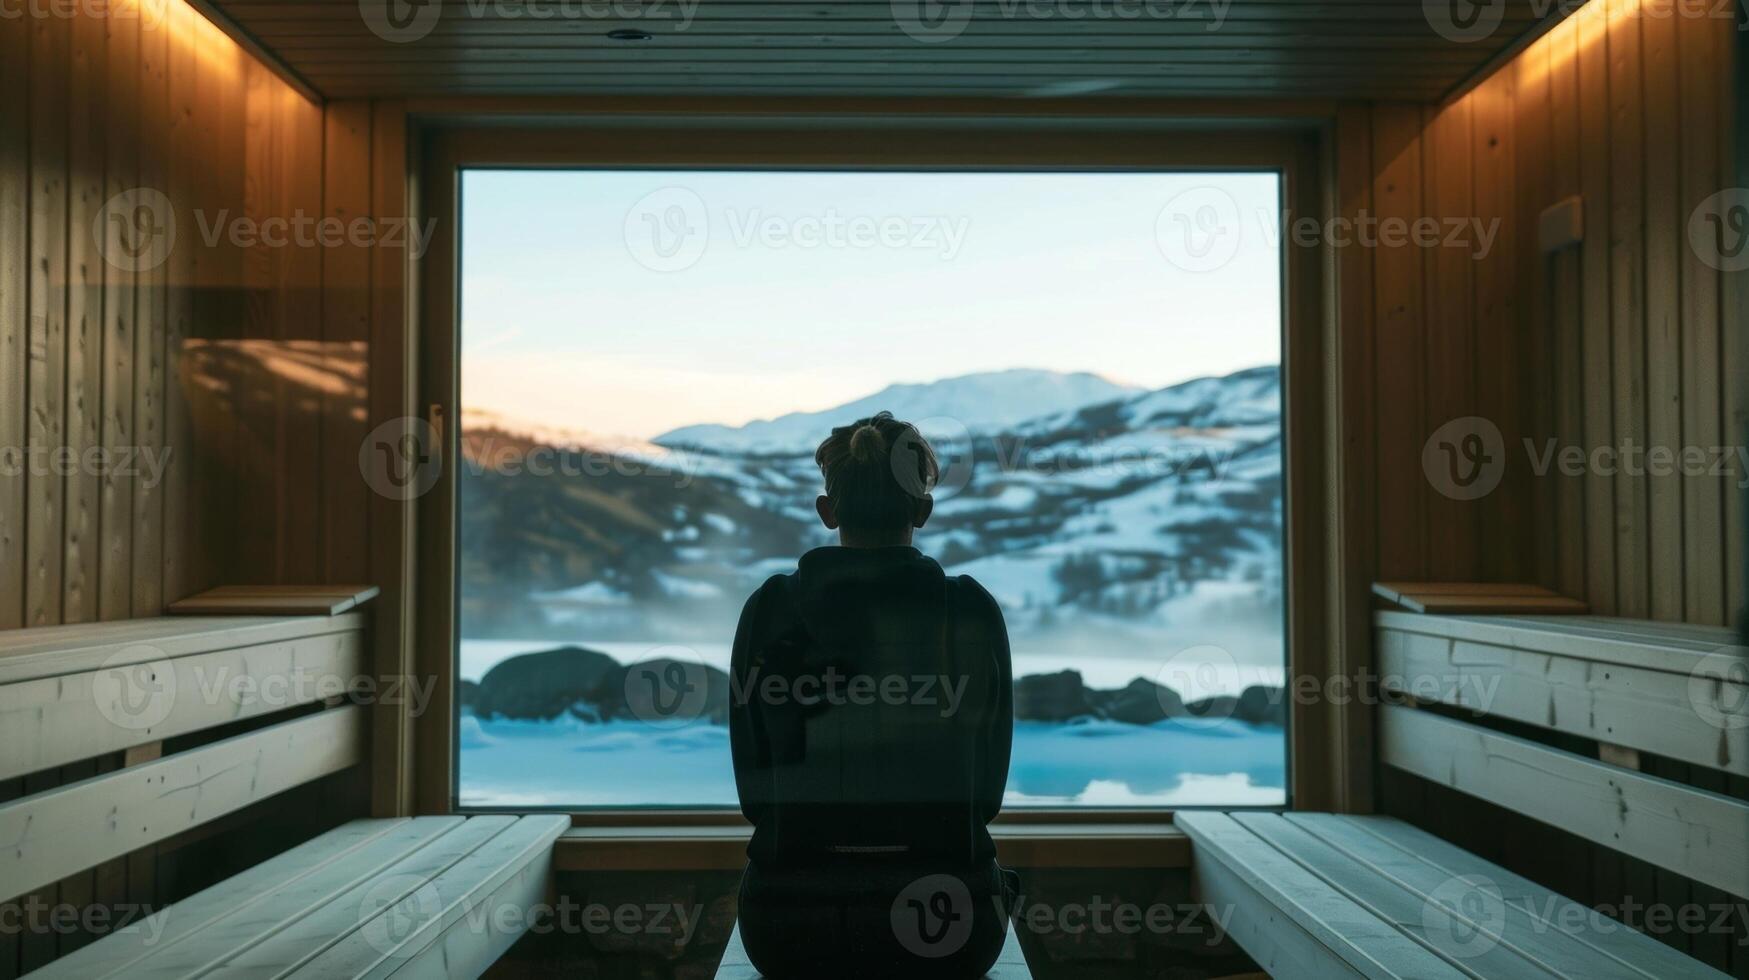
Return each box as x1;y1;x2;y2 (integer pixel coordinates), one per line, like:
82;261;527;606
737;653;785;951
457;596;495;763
1;2;402;972
1352;0;1741;629
1366;7;1745;975
0;1;400;634
0;10;27;641
1370;103;1427;584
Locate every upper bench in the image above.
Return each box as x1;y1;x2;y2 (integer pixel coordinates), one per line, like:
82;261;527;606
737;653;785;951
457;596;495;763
1374;611;1749;900
0;613;370;903
1375;611;1745;777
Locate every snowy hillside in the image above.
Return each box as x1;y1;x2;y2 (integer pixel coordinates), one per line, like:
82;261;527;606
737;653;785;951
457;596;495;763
458;363;1286;807
459;364;1284;674
654;368;1139;454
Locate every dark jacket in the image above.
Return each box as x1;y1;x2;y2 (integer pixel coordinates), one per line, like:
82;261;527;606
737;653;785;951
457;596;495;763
729;546;1013;871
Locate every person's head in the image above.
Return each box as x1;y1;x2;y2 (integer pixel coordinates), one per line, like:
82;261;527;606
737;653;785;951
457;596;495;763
814;411;937;547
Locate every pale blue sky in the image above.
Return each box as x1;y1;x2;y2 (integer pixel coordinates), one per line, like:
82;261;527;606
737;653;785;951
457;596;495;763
462;170;1282;440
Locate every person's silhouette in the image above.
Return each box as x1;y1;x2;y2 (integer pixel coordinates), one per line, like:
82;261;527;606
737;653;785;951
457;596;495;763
730;412;1018;979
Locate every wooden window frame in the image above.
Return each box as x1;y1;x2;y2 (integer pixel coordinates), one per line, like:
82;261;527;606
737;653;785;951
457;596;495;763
401;98;1368;842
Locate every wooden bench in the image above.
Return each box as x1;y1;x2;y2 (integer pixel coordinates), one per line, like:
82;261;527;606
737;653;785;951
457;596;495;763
28;814;568;978
1178;612;1746;978
1178;811;1724;978
713;919;1032;978
1376;612;1748;898
1;613;566;978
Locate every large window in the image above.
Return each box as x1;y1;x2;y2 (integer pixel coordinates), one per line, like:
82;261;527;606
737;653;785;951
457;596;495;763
456;169;1286;808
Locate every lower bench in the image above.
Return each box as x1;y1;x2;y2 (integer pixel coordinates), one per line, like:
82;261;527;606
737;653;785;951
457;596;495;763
28;814;569;979
714;919;1032;978
1178;811;1727;979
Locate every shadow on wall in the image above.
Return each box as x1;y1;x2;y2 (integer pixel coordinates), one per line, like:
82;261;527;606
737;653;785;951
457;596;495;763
177;336;370;583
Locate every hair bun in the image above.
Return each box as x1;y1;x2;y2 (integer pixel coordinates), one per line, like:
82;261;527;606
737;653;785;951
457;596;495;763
848;423;887;462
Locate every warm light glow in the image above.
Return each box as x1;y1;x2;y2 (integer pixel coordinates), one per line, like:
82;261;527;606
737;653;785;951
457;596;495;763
1512;0;1648;87
148;0;312;100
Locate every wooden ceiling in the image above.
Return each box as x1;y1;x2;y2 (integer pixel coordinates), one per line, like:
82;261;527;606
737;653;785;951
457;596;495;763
206;0;1561;101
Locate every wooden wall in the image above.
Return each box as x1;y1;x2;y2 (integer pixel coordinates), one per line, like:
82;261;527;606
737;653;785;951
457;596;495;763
0;1;412;629
0;1;413;972
1358;2;1747;972
1347;0;1742;627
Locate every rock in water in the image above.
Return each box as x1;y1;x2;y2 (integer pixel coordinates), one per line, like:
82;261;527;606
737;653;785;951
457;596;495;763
1015;669;1098;722
473;646;620;720
1181;685;1286;727
1094;677;1186;725
601;657;732;726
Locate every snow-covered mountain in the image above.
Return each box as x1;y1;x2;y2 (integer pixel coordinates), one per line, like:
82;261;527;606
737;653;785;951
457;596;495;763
654;369;1139;454
460;365;1283;667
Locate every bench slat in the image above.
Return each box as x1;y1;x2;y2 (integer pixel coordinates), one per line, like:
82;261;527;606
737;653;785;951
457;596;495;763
1377;626;1747;776
0;627;367;781
1374;612;1736;675
218;817;512;977
1187;811;1731;980
24;815;567;980
27;819;414;979
1293;815;1728;980
1494;616;1736;648
0;705;365;903
1381;704;1749;899
1231;812;1563;978
1189;835;1374;978
0;614;368;684
290;814;570;979
128;817;472;978
1177;811;1468;980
